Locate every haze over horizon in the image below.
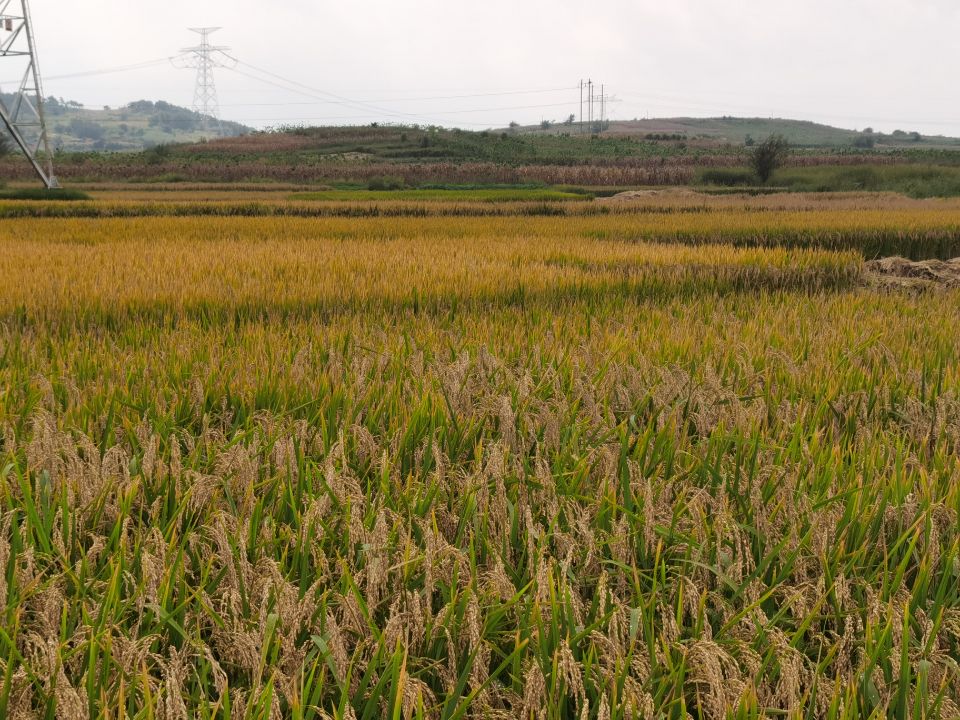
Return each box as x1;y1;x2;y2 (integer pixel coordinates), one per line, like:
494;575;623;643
20;0;960;135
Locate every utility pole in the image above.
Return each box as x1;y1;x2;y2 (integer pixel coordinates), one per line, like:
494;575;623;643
180;27;229;137
601;84;605;131
0;0;57;188
581;80;612;135
587;79;593;131
581;84;612;135
579;79;583;135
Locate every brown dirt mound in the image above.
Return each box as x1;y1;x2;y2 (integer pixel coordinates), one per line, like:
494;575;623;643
603;188;704;201
865;256;960;290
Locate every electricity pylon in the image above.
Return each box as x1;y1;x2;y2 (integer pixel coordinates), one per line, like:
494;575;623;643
177;27;231;137
0;0;57;188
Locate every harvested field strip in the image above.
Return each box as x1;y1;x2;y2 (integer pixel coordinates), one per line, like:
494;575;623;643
289;189;589;202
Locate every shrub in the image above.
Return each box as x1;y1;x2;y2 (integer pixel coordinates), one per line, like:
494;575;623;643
700;168;756;186
750;134;789;184
366;175;406;191
69;117;106;141
0;187;91;200
145;143;173;165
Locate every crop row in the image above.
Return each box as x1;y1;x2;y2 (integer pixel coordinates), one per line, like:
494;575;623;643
3;208;960;258
0;217;861;327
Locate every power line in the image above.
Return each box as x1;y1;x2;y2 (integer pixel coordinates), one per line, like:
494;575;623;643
6;37;960;136
15;42;580;129
5;32;600;131
221;63;529;127
34;50;955;132
224;99;574;115
218;86;576;107
33;47;955;133
224;58;580;128
30;52;573;106
44;57;177;82
224;57;468;125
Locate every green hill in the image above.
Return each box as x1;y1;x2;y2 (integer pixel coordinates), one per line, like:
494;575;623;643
528;116;960;150
10;98;959;153
28;97;251;151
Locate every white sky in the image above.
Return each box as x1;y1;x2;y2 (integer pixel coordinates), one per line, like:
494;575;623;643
17;0;960;134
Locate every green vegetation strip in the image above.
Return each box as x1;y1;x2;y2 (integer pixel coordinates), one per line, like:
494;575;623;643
698;164;960;198
0;188;91;201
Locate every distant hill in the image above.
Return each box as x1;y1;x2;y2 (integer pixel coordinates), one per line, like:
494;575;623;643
7;100;958;153
7;119;960;187
523;116;960;150
10;96;252;151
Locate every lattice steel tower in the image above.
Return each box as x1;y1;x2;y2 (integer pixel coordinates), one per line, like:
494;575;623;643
181;27;228;136
0;0;57;188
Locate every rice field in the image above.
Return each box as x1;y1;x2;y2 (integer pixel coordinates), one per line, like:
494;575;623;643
0;190;958;719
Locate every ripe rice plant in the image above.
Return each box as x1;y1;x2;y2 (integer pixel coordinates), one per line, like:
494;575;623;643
0;198;958;719
2;197;960;257
0;216;861;326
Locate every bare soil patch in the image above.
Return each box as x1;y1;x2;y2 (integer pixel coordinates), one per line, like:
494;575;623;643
602;188;704;202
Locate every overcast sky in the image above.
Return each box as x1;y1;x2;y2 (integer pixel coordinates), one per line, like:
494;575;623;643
18;0;960;134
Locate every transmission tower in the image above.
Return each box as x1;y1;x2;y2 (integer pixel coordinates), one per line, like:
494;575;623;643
179;27;230;136
0;0;57;188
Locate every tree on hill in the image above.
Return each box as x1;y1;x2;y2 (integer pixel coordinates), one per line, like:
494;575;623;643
750;134;789;183
69;117;106;141
0;131;11;157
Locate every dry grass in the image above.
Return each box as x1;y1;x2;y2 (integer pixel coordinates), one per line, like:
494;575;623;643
0;197;958;719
